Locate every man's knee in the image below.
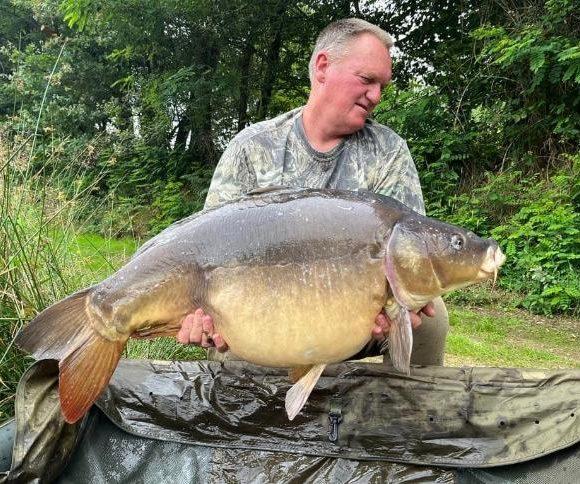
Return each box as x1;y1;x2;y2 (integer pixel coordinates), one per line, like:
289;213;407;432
410;297;449;366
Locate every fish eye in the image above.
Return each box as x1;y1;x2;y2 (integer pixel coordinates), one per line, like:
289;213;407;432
451;234;464;250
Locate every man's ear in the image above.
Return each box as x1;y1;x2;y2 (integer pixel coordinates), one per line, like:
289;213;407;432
314;51;330;83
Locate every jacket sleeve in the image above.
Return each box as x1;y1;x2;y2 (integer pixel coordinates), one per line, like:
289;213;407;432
204;139;258;210
370;139;426;215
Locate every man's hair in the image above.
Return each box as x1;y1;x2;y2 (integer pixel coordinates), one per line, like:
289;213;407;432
309;18;394;82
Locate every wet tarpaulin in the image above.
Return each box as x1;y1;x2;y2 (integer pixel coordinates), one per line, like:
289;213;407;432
1;359;579;483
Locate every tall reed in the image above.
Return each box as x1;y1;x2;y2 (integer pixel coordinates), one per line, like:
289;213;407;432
0;132;115;421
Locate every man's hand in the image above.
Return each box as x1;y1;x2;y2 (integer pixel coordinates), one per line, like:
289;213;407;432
371;301;436;343
176;308;229;352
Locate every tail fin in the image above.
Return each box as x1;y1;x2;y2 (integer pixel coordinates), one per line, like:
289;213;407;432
16;288;93;360
59;332;124;423
15;287;125;423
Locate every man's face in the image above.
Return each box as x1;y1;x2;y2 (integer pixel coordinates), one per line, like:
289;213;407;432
319;33;392;135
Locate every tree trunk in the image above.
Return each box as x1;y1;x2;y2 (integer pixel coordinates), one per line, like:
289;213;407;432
256;0;287;121
187;35;220;167
173;113;190;152
237;36;255;132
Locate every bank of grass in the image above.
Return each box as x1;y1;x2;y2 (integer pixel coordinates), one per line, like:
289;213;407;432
67;233;137;274
445;304;579;369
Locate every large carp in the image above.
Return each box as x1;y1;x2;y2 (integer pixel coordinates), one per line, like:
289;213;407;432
16;188;505;423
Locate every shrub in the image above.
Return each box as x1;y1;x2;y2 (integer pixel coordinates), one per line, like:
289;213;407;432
445;159;579;315
490;160;579;314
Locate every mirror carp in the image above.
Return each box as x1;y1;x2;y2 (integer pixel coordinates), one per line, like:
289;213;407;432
16;188;505;423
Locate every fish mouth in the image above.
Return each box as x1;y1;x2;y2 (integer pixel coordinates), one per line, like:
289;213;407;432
477;268;498;286
477;246;506;285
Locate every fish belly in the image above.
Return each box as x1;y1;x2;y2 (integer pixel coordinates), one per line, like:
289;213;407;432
206;253;386;367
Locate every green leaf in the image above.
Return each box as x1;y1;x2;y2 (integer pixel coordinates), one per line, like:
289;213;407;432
558;46;580;62
562;62;580;83
529;50;546;73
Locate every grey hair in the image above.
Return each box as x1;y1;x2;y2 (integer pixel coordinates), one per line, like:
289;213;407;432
308;18;394;82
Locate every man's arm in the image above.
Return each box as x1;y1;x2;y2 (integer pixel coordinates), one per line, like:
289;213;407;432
371;139;426;215
204;139;258;210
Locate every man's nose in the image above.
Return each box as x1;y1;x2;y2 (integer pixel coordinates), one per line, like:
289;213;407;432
367;84;382;105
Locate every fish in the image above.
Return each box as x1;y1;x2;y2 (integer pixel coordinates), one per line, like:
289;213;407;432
15;188;505;423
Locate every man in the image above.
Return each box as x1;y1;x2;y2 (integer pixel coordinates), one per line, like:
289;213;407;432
177;18;449;365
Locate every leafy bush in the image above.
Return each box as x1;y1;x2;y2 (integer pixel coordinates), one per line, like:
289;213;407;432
490;161;579;314
147;171;212;235
446;159;579;315
374;83;510;219
472;0;580;160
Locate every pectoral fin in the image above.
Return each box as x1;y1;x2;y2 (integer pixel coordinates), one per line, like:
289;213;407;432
285;364;326;420
383;232;415;376
288;365;314;383
384;302;413;375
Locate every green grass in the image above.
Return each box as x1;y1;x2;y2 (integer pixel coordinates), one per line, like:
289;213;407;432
445;305;579;369
125;337;206;361
69;233;138;275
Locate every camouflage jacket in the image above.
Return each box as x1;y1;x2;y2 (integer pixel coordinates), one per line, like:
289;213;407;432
204;107;425;215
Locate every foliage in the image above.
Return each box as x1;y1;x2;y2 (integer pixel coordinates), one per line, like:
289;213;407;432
472;0;580;160
490;162;579;314
147;170;212;235
445;161;579;315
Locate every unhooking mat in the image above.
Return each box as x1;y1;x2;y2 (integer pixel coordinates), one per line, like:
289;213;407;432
1;359;578;483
